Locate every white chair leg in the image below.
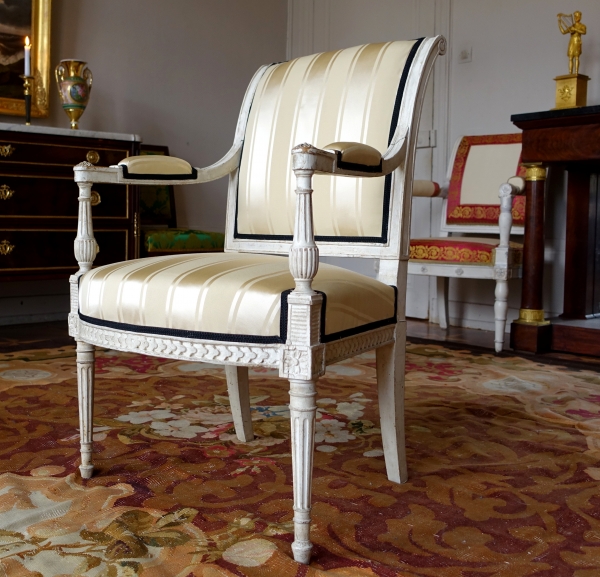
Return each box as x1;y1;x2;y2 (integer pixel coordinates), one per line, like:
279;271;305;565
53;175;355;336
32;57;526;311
77;341;95;479
225;365;254;442
437;276;449;330
376;330;408;485
494;278;509;353
289;377;317;564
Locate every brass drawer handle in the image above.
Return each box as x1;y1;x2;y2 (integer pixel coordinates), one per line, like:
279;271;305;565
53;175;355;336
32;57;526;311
0;144;15;157
0;184;14;200
0;240;14;255
86;150;100;164
91;190;101;206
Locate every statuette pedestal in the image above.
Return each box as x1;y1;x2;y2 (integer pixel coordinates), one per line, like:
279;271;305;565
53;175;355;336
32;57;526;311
554;74;589;109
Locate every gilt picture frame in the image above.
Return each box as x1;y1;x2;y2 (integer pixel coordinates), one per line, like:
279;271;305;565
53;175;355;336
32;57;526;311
0;0;51;118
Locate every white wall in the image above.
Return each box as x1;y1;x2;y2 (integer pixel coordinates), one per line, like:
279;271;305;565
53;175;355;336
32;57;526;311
441;0;600;331
0;0;287;325
43;0;287;232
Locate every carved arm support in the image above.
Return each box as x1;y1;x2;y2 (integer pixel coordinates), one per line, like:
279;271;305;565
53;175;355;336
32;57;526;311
498;176;525;249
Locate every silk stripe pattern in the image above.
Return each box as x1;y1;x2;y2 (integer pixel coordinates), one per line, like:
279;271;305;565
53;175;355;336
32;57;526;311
79;254;396;341
237;41;417;239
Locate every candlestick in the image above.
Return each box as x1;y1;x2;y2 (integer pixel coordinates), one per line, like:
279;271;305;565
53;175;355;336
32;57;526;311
20;75;33;126
24;36;31;77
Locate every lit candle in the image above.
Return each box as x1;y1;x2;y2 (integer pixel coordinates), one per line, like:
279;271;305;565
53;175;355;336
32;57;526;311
24;36;31;76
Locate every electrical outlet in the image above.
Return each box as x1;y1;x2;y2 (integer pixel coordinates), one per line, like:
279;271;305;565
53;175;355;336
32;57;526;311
459;47;472;63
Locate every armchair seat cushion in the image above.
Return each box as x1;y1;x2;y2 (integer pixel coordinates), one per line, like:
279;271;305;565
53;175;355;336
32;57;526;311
410;237;523;266
79;253;396;344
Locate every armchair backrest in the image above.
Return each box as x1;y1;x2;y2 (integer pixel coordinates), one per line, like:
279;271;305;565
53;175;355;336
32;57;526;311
442;134;525;234
225;37;444;260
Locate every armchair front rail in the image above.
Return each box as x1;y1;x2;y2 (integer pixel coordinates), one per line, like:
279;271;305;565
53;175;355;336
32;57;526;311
69;37;445;564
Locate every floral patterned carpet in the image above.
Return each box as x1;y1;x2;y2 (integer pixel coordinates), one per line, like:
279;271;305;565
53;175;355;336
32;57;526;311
0;342;599;576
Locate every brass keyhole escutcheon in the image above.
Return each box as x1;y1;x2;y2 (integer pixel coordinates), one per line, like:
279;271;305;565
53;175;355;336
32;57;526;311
86;150;100;164
90;190;101;206
0;144;15;157
0;184;14;200
0;240;14;255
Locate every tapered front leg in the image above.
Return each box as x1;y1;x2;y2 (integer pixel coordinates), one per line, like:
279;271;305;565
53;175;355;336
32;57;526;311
289;377;317;564
225;365;254;442
77;341;95;479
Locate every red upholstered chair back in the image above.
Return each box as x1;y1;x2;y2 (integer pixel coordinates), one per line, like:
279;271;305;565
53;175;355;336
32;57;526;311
442;134;525;232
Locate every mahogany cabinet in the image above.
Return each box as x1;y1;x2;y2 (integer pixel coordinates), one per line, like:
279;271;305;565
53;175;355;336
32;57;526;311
0;124;141;281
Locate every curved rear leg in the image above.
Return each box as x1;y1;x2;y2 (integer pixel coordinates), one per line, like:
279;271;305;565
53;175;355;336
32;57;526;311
225;365;254;442
376;330;408;484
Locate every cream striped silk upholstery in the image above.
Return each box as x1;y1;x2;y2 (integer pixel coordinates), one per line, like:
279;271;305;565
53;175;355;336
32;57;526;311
237;40;422;242
79;254;396;343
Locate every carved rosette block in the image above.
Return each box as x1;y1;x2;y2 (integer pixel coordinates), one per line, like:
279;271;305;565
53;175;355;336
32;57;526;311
77;341;95;479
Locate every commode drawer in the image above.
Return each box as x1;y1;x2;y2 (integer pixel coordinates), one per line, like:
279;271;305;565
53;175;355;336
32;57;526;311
0;176;129;219
0;139;128;168
0;229;129;272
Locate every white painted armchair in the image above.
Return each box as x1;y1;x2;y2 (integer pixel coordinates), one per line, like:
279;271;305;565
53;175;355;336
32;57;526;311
69;38;445;564
408;134;526;352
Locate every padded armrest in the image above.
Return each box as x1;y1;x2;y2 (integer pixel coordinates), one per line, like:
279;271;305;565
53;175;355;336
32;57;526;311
118;155;198;180
322;142;382;172
506;176;525;194
412;180;444;198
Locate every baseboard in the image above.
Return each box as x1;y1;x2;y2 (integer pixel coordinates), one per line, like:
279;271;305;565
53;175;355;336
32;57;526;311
0;312;68;326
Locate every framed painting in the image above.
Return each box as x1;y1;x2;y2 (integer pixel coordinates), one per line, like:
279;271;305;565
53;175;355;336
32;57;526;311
0;0;51;118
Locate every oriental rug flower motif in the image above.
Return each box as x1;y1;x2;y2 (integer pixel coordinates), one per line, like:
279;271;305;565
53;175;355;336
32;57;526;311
0;343;599;576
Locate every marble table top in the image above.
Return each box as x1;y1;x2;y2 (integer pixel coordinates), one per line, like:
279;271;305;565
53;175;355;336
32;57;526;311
0;122;141;142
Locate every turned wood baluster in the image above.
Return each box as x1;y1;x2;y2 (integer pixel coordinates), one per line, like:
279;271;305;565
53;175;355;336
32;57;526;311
74;181;99;274
494;183;514;352
73;176;99;479
289;166;319;293
287;146;322;564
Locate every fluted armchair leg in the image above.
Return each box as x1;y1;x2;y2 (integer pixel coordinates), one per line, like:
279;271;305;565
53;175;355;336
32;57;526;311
225;365;254;442
289;377;317;564
77;341;95;479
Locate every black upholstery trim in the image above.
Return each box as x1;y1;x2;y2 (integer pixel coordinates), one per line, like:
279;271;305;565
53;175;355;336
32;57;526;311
234;38;424;245
335;152;383;173
79;312;286;345
78;285;397;345
232;232;388;243
120;164;198;181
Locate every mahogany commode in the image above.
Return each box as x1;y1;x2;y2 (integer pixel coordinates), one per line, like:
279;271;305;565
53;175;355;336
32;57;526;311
511;105;600;355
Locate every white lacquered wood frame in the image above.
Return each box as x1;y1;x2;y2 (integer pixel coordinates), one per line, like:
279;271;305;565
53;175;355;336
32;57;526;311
69;36;446;565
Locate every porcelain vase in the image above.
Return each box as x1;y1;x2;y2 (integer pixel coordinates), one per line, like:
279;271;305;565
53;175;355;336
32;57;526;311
55;60;92;130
